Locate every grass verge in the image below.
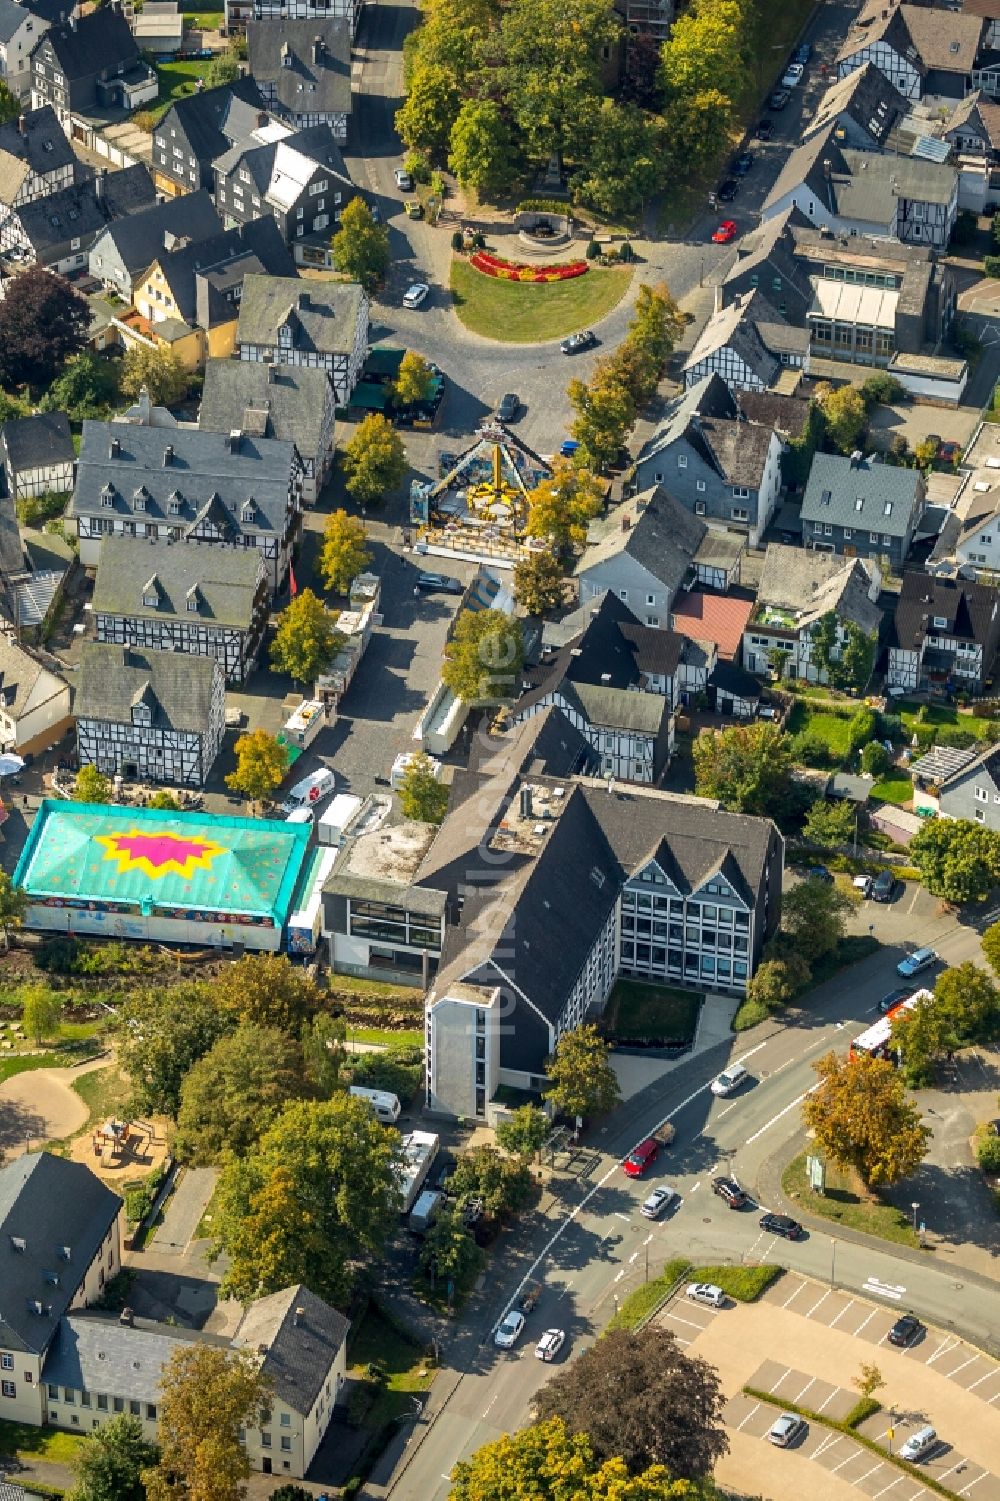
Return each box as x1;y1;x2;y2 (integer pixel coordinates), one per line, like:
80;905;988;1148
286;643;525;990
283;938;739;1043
347;1303;435;1427
744;1386;879;1433
329;973;422;999
71;1064;131;1125
782;1152;919;1248
0;1418;88;1464
871;772;914;806
604;979;701;1044
606;1260;780;1331
349;1027;424;1047
450;257;632;342
0;1051;66;1085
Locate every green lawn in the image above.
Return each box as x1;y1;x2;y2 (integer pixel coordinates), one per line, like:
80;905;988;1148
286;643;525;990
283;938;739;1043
871;772;913;806
450;257;632;342
347;1304;435;1426
897;702;995;741
72;1065;131;1125
782;1152;919;1248
604;979;701;1044
350;1027;424;1047
787;701;855;759
0;1052;66;1085
0;1418;88;1464
154;58;215;112
181;7;224;26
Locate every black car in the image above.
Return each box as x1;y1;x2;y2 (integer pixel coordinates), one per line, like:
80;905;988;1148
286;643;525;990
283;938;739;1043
872;869;899;903
416;571;464;595
560;329;598;355
793;41;812;64
759;1213;804;1240
756;119;775;140
888;1314;924;1347
496;392;520;422
733;150;754;175
769;88;791;110
713;1176;750;1209
806;865;834;884
879;987;912;1015
717;178;739;202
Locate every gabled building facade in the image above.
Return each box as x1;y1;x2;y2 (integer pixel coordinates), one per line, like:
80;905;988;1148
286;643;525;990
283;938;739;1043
236;273;368;405
150;77;267;199
0;634;71;753
213;124;357;259
836;0;984;100
0;0;55;101
0;161;156;273
937;745;1000;828
247;18;351;136
87;189;224;301
0;105;74;222
801;451;925;570
199;358;335;503
888;572;1000;693
682;289;810;394
29;5;157;126
226;0;362;40
742;543;882;685
0;411;73;498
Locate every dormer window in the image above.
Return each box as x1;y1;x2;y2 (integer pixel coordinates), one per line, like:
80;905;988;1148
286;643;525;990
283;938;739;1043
186;587;200;612
10;1236;26;1252
278;323;292;346
168;490;183;515
241;499;256;523
101;484;115;509
131;703;151;726
933;615;948;629
133;487;148;512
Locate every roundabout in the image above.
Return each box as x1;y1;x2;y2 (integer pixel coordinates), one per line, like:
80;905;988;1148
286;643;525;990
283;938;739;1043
449;253;633;343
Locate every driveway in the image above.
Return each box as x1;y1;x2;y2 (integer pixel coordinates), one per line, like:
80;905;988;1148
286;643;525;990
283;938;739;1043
148;1165;218;1255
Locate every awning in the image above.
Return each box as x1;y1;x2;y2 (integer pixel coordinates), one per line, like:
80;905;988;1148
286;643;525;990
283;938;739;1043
348;381;390;411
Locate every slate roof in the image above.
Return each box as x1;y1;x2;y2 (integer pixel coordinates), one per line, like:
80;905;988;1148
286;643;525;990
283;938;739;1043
943;90;1000;150
0;635;67;719
76;643;220;733
756;543;882;636
199;358;332;462
0;1153;122;1357
92;535;264;629
231;1284;349;1414
803;61;907;148
41;1313;227;1403
634;373;737;464
16;164;156;259
523;591;682;710
735;390;812;440
213;123;353;209
149;216;296;327
837;0;983;76
247;17;351;117
892;570;1000;651
90;189;222;280
0;0;31;42
237;273;366;356
1;411;73;474
0;486;23;577
801;452;924;538
69;420;295;546
575;486;710;596
41;5;140;79
0;107;75;205
709;658;763;702
683;290;796;388
159;76;267;165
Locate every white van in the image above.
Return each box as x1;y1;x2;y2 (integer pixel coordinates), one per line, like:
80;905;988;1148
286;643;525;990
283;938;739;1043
710;1062;748;1097
280;766;335;814
899;1426;937;1462
285;806;315;825
349;1085;402;1124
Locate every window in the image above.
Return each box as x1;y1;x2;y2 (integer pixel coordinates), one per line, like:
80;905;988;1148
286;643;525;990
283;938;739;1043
129;1400;140;1416
619;590;628;602
732;486;750;500
646;594;655;606
261;1433;272;1448
677;455;687;468
732;507;748;522
146;1404;157;1420
280;1413;291;1427
647;616;658;627
280;1438;292;1452
843;528;852;540
696;479;706;492
933;616;948;629
97;1395;108;1411
81;1392;91;1408
695;500;706;515
976;809;986;823
1;1382;14;1399
0;1356;11;1371
869;532;879;543
976;786;988;802
239;169;250;184
113;1398;124;1413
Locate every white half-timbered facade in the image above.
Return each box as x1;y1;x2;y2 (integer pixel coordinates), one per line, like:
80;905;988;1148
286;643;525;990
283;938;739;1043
888;571;1000;694
837;33;922;99
236;274;368;406
226;0;362;37
512;685;673;784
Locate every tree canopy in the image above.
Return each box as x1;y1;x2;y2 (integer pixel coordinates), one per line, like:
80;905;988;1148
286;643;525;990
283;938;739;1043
143;1346;269;1501
803;1050;930;1188
342;413;408;505
225;730;290;807
269;588;343;685
121;345;188;406
513;550;566;615
74;765;112;804
495;1103;549;1159
525;460;604;550
691;721;794;818
320;509;373;595
72;1414;159;1501
117;983;233;1119
0;871;27;949
910;818;1000;904
215;953;325;1032
544;1023;620;1120
331;197;391;294
442;609;524;703
0;267;89;393
779;877;856;963
174;1024;312;1165
394;350;438;408
398;752;450;824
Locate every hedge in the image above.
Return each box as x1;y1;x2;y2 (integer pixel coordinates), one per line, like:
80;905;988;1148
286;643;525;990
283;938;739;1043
985;255;1000;278
606;1261;780;1331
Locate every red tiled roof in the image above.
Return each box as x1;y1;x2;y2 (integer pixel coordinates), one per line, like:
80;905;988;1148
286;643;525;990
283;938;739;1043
670;592;754;661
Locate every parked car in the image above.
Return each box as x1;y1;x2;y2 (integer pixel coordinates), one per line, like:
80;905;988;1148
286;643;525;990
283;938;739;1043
623;1137;659;1177
416;571;463;594
711;1062;748;1097
561;329;597;355
494;1310;525;1348
717;178;739;202
769;1413;806;1448
496;392;520;421
404;199;423;218
394;166;414;190
899;1426;938;1462
686;1282;725;1308
759;1213;804;1240
756;118;775;140
806;865;834;884
769;88;791;109
782;61;805;86
535;1328;566;1362
712;1176;749;1209
888;1313;924;1347
879;987;912;1015
897;946;937;979
793;41;812;63
640;1184;678;1219
853;875;873;898
733;150;754;175
712;219;737;243
872;869;900;903
402;283;430;308
938;440;962;464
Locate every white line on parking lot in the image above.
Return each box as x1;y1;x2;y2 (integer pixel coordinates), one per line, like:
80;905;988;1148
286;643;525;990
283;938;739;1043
854;1310;879;1337
736;1402;761;1431
614;1212;630;1222
958;1475;988;1496
717;1100;740;1118
940;1355;978;1379
813;1433;844;1461
689;1180;701;1194
829;1299;856;1329
926;1337;961;1366
663;1311;712;1333
804;1290;831;1318
783;1279;807;1309
873;1477;905;1499
614;1270;625;1283
744;1085;820;1145
831;1446;864;1473
815;1388;842;1413
793;1376;816;1403
937;1459;971;1485
857;1463;885;1486
966;1369;1000;1391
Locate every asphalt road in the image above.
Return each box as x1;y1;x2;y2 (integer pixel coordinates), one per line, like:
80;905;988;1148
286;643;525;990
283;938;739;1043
382;910;1000;1500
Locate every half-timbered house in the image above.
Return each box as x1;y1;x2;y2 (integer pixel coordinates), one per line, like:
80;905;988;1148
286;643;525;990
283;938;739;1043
236;273;368;405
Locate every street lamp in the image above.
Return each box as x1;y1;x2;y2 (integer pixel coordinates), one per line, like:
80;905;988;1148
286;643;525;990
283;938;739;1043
911;1201;920;1231
830;1237;836;1289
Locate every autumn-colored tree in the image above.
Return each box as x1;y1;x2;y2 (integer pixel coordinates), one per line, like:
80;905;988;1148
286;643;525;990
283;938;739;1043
398;751;449;824
21;984;62;1044
981;919;1000;979
910;817;1000;904
270;588;343;685
142;1346;270;1501
174;1025;312;1165
744;953;810;1014
544;1023;620;1121
74;765;112;804
692;721;794;817
817;383;867;454
120;345;188;406
225;730;290;808
214;953;324;1032
803;1050;931;1188
525;459;604;550
567;362;635;472
319;509;373;594
513;550;567;614
442;608;524;703
342;413;408;505
855;1363;886;1403
495;1103;549;1160
393;350;437;408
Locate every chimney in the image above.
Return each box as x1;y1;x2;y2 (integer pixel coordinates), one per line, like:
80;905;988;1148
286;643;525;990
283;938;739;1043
228;429;241;454
312;34;323;64
163;444;173;466
95;167;107;203
519;786;533;820
294;1305;305;1326
257;111;269;127
17;114;26;136
119;1306;134;1328
621;514;631;531
110;437;121;458
136;386;151;425
823;159;832;178
850;449;863;467
297;291;310;311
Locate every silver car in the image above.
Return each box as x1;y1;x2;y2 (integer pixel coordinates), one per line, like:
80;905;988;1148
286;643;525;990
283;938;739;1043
769;1413;806;1447
493;1310;525;1349
640;1185;677;1220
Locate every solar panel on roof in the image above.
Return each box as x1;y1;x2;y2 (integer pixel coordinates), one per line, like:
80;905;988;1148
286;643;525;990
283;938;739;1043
911;135;951;163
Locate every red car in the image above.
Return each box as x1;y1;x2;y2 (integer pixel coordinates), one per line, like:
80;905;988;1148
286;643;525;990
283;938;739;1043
623;1138;659;1177
712;220;737;244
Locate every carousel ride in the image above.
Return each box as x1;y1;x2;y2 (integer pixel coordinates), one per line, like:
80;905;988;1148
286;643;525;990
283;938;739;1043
410;422;552;566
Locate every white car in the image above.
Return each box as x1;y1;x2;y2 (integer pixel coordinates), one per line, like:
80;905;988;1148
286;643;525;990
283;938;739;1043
710;1062;748;1097
494;1310;525;1349
899;1426;938;1462
781;62;804;87
394;166;414;190
535;1329;566;1362
769;1412;806;1447
686;1282;725;1308
897;946;937;979
402;283;429;309
640;1185;678;1220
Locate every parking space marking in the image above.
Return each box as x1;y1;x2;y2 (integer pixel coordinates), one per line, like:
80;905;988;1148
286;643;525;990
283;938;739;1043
767;1366;792;1394
941;1355;979;1380
857;1463;886;1486
967;1369;1000;1391
926;1337;961;1366
854;1310;879;1339
793;1376;816;1404
958;1475;988;1496
829;1298;856;1329
937;1458;971;1485
660;1312;709;1334
736;1402;761;1432
805;1290;831;1318
814;1433;849;1461
815;1387;842;1413
783;1278;808;1309
831;1445;866;1473
873;1479;906;1499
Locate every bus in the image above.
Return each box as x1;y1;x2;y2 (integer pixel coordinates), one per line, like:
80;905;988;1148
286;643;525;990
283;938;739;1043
849;988;933;1061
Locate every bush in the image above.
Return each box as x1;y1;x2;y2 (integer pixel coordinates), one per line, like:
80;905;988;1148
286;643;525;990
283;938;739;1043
404;151;431;184
792;732;833;768
451;229;464;251
934;725;979;750
986;255;1000;278
585;238;600;260
347;1046;422;1104
977;1133;1000;1173
861;741;890;777
732;996;772;1032
518;198;570;214
15;490;68;528
619;240;633;262
125;1163;168;1225
859;372;904;410
844;1396;882;1429
691;1264;781;1301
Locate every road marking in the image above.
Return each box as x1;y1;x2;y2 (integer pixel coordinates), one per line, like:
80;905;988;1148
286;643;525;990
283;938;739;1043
644;1233;654;1245
959;1475;988;1496
736;1402;761;1431
937;1459;970;1484
831;1447;864;1473
783;1279;807;1309
614;1269;625;1283
926;1337;961;1366
863;1277;904;1302
942;1356;978;1379
736;1039;771;1064
966;1369;1000;1391
628;1252;638;1265
689;1180;701;1194
829;1299;855;1329
768;1366;791;1394
815;1387;841;1413
857;1464;885;1486
873;1477;905;1498
717;1100;740;1118
482;1392;499;1418
614;1212;630;1222
854;1310;879;1337
793;1376;816;1403
744;1085;820;1144
813;1433;843;1460
804;1290;831;1318
665;1311;714;1333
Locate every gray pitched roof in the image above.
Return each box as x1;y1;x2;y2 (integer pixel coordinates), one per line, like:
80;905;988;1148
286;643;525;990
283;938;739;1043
213;124;353;207
90;189;222;279
683;290;795;387
199;358;332;461
0;107;75;205
92;535;264;629
735;390;813;440
575;485;709;595
16;164;156;258
523;592;682;717
0;0;32;43
159;76;267;165
0;635;66;719
70;420;295;544
756;543;881;635
237;273;365;355
838;0;982;75
0;1153;122;1357
75;643;220;732
41;1312;228;1403
801;61;907;148
247;18;351;116
634;374;737;466
892;570;1000;651
150;215;296;327
801;452;924;538
230;1284;349;1414
42;5;140;79
1;411;73;473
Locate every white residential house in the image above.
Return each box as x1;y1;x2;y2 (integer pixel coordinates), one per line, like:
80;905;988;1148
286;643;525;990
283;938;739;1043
888;572;1000;693
0;2;51;100
0;634;72;754
236;274;369;407
0;412;74;499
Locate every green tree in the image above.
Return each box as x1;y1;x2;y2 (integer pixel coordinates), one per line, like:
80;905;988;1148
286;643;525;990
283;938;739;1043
659;0;747;106
449;1418;699;1501
269;588;343;685
847;705;878;756
513;550;567;614
780;877;856;963
319;508;373;594
301;1012;348;1096
932;962;1000;1048
497;0;621;164
914;437;938;470
803;1050;931;1188
142;1346;269;1501
398;751;449;823
342;412;408;505
981;919;1000;979
861;741;890;777
214;954;324;1031
496;1103;549;1160
393;350;437;408
0;266;89;393
910;818;1000;903
21;984;62;1044
442;608;524;704
205;47;242;88
395;60;462;159
40;350;121;421
448;99;517;196
691;721;794;817
71;1413;159;1501
419;1203;482;1285
803;799;857;849
782;399;826;488
0;79;19;125
175;1025;312;1165
449;1145;533;1219
817;383;867;453
568;363;634;472
330;197;391;294
225;730;290;808
622;282;685;384
573;100;659;218
213;1095;400;1306
859;372;904;410
855;1362;886;1403
544;1023;620;1121
839;622;877;694
117;983;232;1118
74;765;113;804
0;871;28;952
120;344;187;406
525;459;604;549
745;954;810;1014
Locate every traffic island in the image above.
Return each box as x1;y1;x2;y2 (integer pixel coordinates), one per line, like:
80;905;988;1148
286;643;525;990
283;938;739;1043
449;255;632;342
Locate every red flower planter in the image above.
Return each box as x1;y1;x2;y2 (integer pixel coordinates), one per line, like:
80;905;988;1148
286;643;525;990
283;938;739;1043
469;251;588;283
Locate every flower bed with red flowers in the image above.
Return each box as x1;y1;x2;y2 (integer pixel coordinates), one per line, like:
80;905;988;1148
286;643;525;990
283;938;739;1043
469;251;589;283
